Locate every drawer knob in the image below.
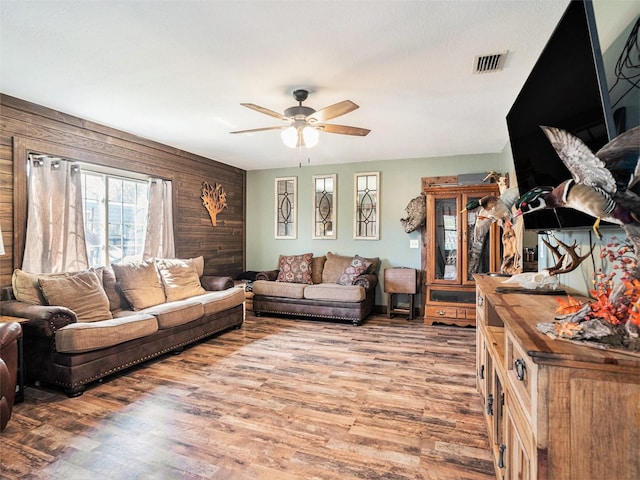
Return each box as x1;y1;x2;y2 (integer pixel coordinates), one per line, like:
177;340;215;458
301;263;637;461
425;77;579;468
498;444;506;468
514;358;526;381
478;296;484;307
437;310;446;316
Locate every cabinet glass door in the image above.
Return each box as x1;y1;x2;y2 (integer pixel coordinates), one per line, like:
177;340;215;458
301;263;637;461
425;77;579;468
464;193;492;283
434;197;460;282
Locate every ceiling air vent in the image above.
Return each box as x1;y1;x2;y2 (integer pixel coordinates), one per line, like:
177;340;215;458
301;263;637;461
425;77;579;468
473;51;508;74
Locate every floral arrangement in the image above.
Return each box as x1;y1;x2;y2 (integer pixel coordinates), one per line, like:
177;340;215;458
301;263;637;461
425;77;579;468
537;237;640;352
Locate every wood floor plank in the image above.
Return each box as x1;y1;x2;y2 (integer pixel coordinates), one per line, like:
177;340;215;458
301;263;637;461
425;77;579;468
0;314;495;479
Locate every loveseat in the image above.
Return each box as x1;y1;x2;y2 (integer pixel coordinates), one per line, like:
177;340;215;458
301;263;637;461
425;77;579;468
252;252;379;325
0;257;245;397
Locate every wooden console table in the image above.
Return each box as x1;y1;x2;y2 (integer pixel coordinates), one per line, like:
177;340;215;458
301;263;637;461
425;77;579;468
475;275;639;479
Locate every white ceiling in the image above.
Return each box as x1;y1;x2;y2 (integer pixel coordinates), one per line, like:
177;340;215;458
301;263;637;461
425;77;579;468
0;0;578;171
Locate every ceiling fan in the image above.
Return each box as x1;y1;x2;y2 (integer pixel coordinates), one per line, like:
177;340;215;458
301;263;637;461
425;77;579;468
230;89;370;148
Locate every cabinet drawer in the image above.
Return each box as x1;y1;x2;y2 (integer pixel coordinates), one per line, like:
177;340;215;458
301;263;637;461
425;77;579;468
505;331;535;424
426;306;472;319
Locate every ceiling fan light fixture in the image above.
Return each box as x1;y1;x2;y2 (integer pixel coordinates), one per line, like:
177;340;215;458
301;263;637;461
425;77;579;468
281;126;298;148
302;126;319;148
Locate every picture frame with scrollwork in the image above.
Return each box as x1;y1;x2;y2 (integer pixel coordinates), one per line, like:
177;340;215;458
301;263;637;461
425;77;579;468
354;171;379;240
312;174;337;240
275;176;297;239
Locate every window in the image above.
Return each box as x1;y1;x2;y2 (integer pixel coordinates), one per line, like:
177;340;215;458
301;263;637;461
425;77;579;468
81;171;149;267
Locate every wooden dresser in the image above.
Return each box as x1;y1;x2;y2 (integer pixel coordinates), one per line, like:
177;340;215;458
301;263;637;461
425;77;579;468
474;275;640;480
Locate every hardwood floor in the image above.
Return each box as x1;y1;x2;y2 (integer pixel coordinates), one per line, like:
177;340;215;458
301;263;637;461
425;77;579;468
0;313;495;480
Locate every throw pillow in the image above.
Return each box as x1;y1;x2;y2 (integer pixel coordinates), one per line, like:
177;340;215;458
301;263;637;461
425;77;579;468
112;260;166;310
38;270;112;322
276;253;313;284
311;256;326;284
336;255;373;285
11;267;104;306
155;258;206;302
102;268;129;313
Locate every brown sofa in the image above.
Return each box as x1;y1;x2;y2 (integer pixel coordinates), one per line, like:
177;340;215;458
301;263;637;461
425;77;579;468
252;252;378;326
0;257;244;397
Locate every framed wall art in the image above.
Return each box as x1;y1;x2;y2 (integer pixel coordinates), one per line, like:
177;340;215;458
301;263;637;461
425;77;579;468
312;174;336;239
354;171;379;240
275;176;297;239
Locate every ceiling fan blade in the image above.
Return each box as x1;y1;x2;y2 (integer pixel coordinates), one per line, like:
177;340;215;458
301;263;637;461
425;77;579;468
240;103;287;120
230;126;284;134
308;100;359;122
318;123;370;136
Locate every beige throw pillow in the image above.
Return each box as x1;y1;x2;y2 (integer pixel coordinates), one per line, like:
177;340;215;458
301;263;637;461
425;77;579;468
12;267;104;305
155;258;206;302
38;270;112;322
112;260;166;310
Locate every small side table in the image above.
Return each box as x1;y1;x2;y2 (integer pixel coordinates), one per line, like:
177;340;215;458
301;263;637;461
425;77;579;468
0;316;28;403
384;268;418;320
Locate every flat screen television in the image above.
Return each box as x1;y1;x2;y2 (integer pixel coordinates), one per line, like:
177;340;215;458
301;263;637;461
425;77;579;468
507;0;616;231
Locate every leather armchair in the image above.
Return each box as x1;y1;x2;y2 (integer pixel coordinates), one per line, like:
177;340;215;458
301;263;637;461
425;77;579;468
1;321;22;432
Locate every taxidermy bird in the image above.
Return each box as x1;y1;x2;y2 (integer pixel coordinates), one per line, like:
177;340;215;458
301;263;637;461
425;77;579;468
464;186;521;275
516;126;640;239
462;187;520;228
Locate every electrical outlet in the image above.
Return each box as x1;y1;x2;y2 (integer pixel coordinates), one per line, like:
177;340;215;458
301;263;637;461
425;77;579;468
409;239;419;249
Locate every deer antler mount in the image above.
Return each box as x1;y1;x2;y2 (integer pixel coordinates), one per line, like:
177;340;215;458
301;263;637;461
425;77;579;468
542;235;595;276
201;181;227;227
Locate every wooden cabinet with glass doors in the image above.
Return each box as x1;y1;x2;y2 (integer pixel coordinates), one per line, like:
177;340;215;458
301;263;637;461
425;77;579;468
422;183;500;326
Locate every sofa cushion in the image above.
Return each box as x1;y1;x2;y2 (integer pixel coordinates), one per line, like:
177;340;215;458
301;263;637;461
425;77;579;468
155;258;206;302
196;287;246;316
141;298;204;329
303;283;366;303
311;256;326;284
112;260;165;310
337;255;373;286
55;313;158;353
276;253;314;284
252;280;307;299
322;252;378;283
38;270;112;323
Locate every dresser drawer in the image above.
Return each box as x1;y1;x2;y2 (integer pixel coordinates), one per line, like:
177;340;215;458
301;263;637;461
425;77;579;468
505;331;535;424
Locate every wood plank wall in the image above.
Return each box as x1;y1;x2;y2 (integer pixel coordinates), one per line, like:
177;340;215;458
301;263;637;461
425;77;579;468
0;94;246;288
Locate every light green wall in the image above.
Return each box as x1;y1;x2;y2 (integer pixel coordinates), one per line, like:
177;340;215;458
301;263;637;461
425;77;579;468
246;153;504;305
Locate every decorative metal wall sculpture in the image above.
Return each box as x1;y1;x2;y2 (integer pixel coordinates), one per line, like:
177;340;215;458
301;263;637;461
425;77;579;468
201;181;227;226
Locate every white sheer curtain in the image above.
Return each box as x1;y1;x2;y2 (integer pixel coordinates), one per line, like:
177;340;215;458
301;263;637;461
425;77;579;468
22;155;89;273
143;178;175;259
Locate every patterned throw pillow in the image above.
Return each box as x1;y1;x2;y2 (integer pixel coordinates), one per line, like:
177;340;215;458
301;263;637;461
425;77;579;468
336;255;372;285
276;253;313;284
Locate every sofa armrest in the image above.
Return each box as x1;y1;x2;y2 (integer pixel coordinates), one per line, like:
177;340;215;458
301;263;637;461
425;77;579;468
200;275;234;291
255;270;279;281
353;273;378;291
0;301;76;338
0;322;22;347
